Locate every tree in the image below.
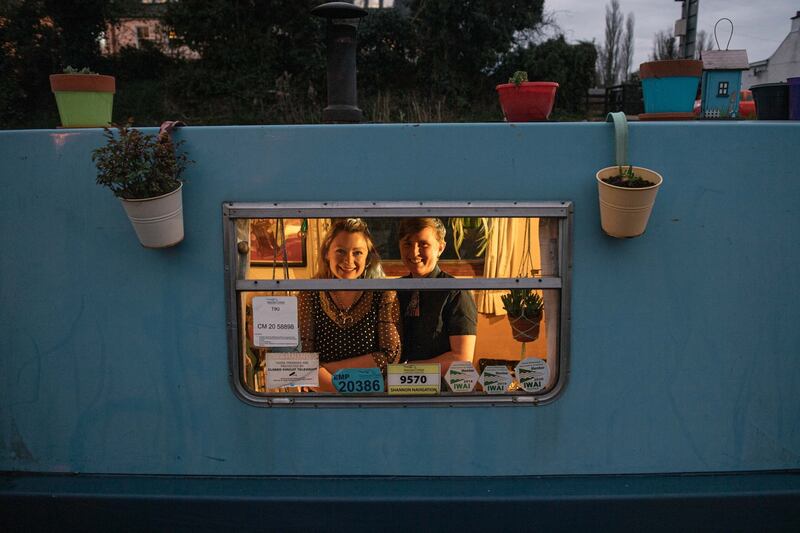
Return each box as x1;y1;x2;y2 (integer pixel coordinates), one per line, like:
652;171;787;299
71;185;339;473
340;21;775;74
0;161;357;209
163;0;323;75
619;13;634;82
694;29;713;58
42;0;117;68
597;0;633;87
404;0;545;101
651;28;678;60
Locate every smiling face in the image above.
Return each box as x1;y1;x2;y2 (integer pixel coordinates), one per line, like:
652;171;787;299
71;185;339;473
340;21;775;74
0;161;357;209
325;230;369;279
400;227;445;278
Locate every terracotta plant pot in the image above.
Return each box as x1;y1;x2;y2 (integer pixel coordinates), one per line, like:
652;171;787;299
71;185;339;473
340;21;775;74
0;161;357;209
119;183;184;248
596;166;663;238
639;59;702;118
508;315;541;343
496;82;559;121
49;74;115;128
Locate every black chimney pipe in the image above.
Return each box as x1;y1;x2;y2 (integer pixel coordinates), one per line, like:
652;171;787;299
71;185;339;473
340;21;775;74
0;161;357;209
311;2;367;123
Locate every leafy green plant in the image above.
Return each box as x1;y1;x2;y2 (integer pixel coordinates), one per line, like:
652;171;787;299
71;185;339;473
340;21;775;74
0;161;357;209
501;288;543;320
63;66;96;75
92;121;191;200
509;70;528;86
449;217;492;259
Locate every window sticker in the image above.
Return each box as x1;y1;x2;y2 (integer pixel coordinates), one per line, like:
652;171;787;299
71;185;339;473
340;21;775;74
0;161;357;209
266;352;319;388
515;358;550;393
333;368;385;394
252;296;299;347
387;364;441;395
479;365;513;394
445;361;479;393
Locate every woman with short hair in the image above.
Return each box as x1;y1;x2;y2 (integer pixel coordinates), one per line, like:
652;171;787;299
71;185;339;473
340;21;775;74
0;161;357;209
397;218;477;372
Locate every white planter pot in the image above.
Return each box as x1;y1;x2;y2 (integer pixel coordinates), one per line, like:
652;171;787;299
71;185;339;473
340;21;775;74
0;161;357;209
119;184;184;248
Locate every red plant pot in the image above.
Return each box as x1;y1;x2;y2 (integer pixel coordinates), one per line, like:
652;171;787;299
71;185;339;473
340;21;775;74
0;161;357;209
496;81;559;121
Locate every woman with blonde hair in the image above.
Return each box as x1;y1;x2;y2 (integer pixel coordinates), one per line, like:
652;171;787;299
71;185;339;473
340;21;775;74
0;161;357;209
298;218;400;392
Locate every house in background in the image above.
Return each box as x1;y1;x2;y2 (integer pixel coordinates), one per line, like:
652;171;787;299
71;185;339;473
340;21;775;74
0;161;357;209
741;11;800;88
100;0;198;59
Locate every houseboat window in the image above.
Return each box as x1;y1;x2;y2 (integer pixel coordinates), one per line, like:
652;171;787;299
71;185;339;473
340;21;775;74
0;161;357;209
223;203;572;406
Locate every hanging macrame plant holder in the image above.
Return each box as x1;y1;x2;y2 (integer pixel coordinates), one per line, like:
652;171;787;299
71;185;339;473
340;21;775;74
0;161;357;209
509;314;541;343
506;218;543;346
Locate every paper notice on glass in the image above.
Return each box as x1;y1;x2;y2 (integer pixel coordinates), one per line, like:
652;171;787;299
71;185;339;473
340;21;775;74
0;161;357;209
253;296;298;347
266;352;319;388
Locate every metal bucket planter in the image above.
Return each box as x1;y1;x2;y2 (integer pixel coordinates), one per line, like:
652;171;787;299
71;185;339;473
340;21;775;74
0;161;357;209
508;315;541;343
596;113;663;238
639;59;702;120
119;184;184;248
49;74;115;128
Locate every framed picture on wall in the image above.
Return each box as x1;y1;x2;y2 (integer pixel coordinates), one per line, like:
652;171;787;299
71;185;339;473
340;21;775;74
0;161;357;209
249;218;307;267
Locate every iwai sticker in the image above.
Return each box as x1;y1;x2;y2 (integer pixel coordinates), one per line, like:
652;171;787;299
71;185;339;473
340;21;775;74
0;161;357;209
445;361;479;393
479;365;513;394
515;357;550;393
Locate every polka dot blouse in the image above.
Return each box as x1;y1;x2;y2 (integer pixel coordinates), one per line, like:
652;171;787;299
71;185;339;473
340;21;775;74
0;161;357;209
297;291;401;371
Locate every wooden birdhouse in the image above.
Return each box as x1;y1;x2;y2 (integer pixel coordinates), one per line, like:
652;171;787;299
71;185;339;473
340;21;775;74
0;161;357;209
699;49;749;118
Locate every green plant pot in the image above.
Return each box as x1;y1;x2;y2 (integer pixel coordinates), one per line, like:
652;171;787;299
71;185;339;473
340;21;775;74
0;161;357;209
50;74;115;128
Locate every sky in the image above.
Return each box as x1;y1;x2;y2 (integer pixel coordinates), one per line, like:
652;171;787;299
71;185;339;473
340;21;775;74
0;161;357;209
547;0;798;67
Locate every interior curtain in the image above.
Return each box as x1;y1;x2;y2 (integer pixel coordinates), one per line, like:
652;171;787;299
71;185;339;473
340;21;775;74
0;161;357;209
475;217;541;315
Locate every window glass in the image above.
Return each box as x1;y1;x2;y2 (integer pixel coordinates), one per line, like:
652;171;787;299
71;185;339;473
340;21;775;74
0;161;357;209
224;204;571;406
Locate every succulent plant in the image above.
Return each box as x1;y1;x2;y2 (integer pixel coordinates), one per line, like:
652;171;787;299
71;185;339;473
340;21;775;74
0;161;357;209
501;288;543;320
63;66;96;75
509;70;528;86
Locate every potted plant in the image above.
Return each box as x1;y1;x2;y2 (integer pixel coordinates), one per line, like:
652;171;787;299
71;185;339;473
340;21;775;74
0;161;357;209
92;121;191;248
639;59;702;120
496;71;559;122
596;112;663;238
49;66;115;128
751;82;790;120
501;288;544;343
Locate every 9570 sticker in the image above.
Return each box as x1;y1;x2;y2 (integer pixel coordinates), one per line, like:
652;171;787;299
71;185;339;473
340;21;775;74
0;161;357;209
387;364;440;395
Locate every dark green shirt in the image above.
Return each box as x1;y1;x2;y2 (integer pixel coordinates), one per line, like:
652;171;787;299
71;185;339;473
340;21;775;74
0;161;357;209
398;266;478;362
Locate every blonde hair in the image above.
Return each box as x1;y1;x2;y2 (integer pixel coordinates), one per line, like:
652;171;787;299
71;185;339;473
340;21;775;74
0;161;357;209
316;218;385;279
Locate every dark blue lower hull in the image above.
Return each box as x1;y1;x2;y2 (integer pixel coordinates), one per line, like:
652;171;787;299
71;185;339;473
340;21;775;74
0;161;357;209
3;471;800;532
